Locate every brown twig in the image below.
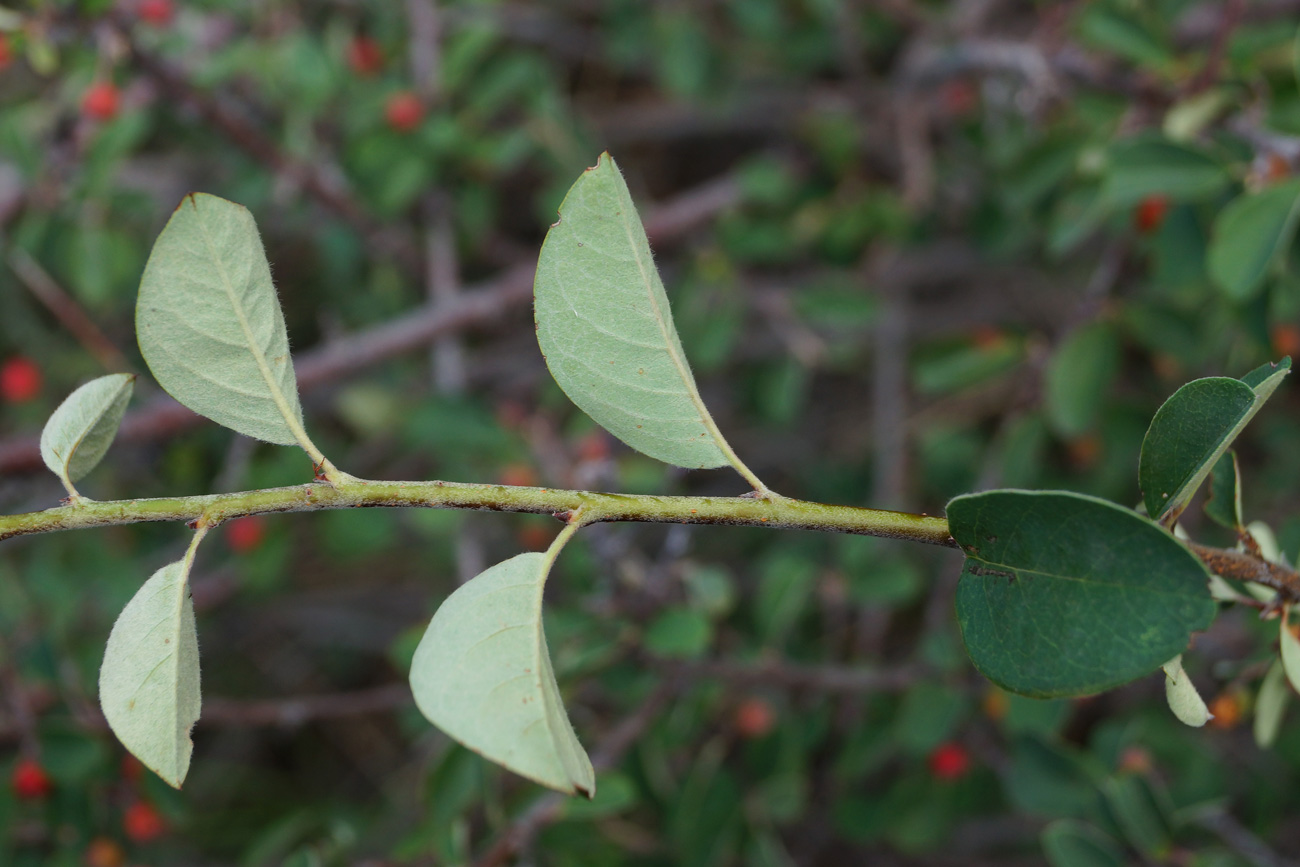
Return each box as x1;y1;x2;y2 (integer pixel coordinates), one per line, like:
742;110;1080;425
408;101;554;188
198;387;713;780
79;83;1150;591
1188;542;1300;602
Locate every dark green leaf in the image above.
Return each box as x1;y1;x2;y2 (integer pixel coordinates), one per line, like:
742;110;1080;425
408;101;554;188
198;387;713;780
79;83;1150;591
1102;137;1229;206
1044;323;1120;436
1204;450;1242;529
1207;179;1300;302
950;490;1215;698
1042;820;1126;867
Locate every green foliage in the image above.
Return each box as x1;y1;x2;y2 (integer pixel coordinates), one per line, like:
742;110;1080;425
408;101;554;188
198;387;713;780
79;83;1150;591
1208;179;1300;301
950;490;1215;697
38;373;134;496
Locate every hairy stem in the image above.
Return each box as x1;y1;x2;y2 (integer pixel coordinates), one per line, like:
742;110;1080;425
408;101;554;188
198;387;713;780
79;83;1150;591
0;478;956;547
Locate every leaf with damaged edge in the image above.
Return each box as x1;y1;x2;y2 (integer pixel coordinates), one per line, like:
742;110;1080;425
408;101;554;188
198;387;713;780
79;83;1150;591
39;373;135;496
99;535;204;789
409;540;595;796
950;490;1216;698
136;193;310;448
534;153;762;487
1139;358;1290;522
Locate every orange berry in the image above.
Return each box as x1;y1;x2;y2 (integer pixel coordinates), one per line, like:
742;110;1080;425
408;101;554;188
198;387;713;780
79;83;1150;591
981;688;1008;722
0;34;12;70
384;91;424;133
971;325;1006;351
1066;434;1101;470
1117;745;1153;774
347;36;383;76
928;742;971;781
1134;196;1169;235
1;356;42;403
82;82;121;121
734;698;775;738
498;463;538;488
225;516;266;554
1209;692;1243;730
123;801;166;843
11;758;52;799
84;836;126;867
1271;324;1300;359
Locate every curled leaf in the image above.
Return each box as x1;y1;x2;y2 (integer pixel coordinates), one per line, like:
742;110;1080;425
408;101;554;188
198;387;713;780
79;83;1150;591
39;373;135;496
1161;655;1212;727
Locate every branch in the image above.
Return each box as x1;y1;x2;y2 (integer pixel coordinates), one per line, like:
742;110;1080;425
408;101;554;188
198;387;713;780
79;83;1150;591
1187;542;1300;600
0;174;740;477
0;477;958;548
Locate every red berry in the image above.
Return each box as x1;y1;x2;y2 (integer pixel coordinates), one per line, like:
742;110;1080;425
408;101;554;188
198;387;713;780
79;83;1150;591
123;801;166;843
11;758;53;799
1271;323;1300;359
347;36;383;76
1134;196;1169;235
138;0;174;26
82;82;120;121
0;34;12;70
734;698;775;738
928;742;971;781
225;516;266;554
384;91;424;133
1;357;42;403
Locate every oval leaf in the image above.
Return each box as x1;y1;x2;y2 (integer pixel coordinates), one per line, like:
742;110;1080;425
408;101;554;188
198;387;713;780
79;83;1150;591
1207;179;1300;301
39;373;135;494
99;558;202;788
137;193;308;447
409;552;595;796
1044;322;1120;437
1102;136;1228;206
1161;655;1212;727
1255;660;1290;748
1139;359;1290;521
950;490;1216;698
534;153;759;483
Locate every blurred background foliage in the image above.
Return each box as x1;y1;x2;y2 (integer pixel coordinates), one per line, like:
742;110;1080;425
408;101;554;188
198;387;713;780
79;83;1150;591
2;1;1300;865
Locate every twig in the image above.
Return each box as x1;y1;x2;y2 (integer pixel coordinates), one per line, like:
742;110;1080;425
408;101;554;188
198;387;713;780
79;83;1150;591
1187;543;1300;600
7;248;132;372
0;172;741;476
473;682;676;867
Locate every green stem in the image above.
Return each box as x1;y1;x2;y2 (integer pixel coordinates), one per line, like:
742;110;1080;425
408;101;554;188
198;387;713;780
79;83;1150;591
0;478;956;547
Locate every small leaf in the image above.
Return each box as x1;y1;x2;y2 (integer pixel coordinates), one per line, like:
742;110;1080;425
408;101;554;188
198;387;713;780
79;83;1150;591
99;554;203;788
137;194;313;450
1207;179;1300;302
950;490;1216;698
534;153;761;486
1161;655;1212;727
1102;137;1229;206
39;373;135;495
1044;323;1120;436
1281;606;1300;695
1255;660;1289;748
409;551;595;796
1041;819;1126;867
1139;358;1291;522
1203;450;1242;529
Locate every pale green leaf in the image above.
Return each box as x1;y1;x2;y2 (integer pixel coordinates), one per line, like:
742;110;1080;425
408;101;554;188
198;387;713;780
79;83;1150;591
39;373;135;495
409;551;595;796
136;194;310;448
99;555;202;788
534;153;760;486
1255;660;1289;748
1282;607;1300;695
1161;655;1212;727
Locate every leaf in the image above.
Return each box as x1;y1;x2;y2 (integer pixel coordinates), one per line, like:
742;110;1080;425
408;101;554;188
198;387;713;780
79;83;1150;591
1041;820;1126;867
533;153;761;485
99;553;203;788
1102;775;1171;858
1203;450;1242;529
1161;655;1212;727
1139;359;1290;521
1281;606;1300;695
1255;660;1290;748
950;490;1216;698
136;193;313;449
1044;323;1120;436
39;373;135;495
409;551;595;796
1101;137;1229;206
1207;179;1300;302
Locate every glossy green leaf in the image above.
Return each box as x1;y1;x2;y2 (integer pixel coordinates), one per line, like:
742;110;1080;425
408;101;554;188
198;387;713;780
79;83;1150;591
39;373;135;495
409;550;595;796
136;193;311;448
950;490;1215;698
1207;179;1300;302
1255;660;1289;748
1102;137;1228;206
1044;323;1120;436
1139;359;1290;521
1161;655;1211;727
99;549;203;789
1203;450;1242;529
1041;820;1125;867
534;153;759;484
